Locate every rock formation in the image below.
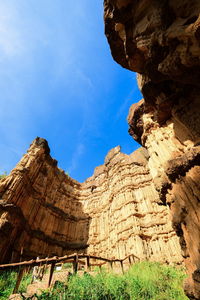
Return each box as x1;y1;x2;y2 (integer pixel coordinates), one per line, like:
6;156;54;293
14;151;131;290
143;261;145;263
0;137;182;268
1;0;199;297
104;0;200;298
0;138;90;262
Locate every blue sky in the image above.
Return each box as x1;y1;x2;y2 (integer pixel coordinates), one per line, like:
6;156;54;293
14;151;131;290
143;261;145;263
0;0;142;182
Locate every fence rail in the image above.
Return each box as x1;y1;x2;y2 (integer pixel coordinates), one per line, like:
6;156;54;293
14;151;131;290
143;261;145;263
0;252;140;294
0;253;139;270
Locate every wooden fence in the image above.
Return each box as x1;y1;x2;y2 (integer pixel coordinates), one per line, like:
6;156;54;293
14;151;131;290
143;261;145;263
0;253;140;294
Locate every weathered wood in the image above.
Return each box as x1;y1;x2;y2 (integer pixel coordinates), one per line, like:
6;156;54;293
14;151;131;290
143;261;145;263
86;256;90;272
39;265;46;281
77;259;85;266
13;267;24;294
60;259;84;265
42;257;49;281
48;262;56;287
0;253;139;272
72;254;78;274
0;254;106;269
0;255;60;270
89;261;106;267
79;254;121;263
120;261;124;274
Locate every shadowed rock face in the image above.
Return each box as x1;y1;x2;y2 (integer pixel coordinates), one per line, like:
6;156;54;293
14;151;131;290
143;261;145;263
0;138;182;267
104;0;200;298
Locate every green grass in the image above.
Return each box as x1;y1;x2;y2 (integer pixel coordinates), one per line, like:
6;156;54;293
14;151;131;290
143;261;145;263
125;261;187;300
34;261;188;300
0;262;188;299
19;272;32;293
62;263;72;270
0;270;32;299
0;270;17;299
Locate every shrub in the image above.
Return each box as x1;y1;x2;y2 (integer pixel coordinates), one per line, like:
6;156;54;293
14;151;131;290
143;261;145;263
0;262;188;299
0;270;17;299
125;261;187;300
36;261;188;300
0;270;32;299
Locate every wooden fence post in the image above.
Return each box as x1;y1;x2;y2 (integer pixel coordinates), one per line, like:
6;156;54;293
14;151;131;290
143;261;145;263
131;254;134;263
86;256;90;272
109;261;113;271
48;262;56;287
43;257;49;280
120;261;124;274
73;254;78;274
13;267;25;294
128;256;132;265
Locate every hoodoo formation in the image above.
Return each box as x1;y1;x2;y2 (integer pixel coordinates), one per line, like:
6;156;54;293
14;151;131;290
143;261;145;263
0;0;200;299
0;138;182;264
104;0;200;298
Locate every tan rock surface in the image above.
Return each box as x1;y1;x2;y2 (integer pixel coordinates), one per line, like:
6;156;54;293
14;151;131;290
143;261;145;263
2;0;200;297
0;138;89;262
104;0;200;298
0;138;182;268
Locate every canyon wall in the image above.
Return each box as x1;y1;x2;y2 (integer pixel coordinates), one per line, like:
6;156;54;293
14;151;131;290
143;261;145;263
0;137;182;267
1;0;199;297
104;0;200;298
83;145;181;262
0;138;89;262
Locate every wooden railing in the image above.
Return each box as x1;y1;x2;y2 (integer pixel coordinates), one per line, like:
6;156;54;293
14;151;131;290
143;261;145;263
0;253;140;294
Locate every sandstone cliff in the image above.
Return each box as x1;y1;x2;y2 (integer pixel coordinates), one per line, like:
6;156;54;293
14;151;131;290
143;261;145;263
1;0;199;297
0;138;89;262
104;0;200;298
0;137;182;268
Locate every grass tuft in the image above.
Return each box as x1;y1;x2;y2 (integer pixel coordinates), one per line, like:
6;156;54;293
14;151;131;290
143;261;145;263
0;262;188;299
36;261;188;300
0;270;32;299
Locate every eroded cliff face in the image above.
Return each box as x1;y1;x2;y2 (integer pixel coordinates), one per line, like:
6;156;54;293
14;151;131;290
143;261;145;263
0;138;182;267
83;145;181;262
104;0;200;298
0;138;90;262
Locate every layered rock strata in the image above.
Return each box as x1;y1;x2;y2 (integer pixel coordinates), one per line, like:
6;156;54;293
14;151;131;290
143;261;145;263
83;145;181;262
104;0;200;297
0;138;182;267
0;138;89;262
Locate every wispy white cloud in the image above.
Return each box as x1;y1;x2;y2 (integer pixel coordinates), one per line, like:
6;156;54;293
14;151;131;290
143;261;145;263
67;143;85;174
76;69;93;90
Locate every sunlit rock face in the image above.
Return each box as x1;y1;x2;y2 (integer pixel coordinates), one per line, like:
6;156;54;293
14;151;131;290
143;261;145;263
0;138;90;262
104;0;200;298
0;138;182;268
